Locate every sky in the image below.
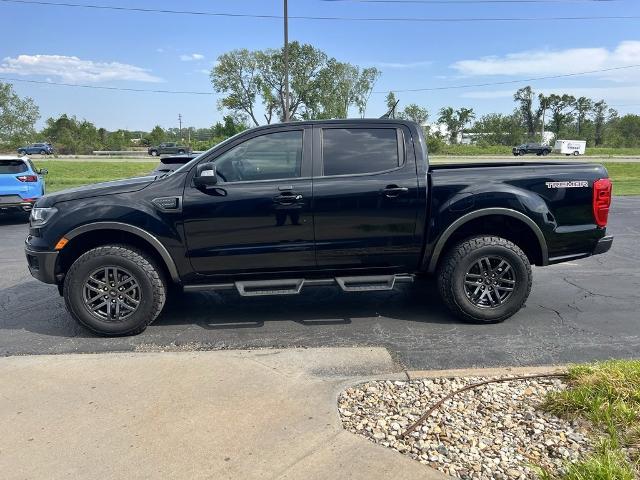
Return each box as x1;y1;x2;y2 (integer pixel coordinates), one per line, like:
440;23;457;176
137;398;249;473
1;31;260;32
1;0;640;131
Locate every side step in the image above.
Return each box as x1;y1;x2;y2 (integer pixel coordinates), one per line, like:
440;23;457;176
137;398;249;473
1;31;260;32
184;275;413;296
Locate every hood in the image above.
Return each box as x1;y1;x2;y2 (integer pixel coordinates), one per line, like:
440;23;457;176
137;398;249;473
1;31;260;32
37;175;156;207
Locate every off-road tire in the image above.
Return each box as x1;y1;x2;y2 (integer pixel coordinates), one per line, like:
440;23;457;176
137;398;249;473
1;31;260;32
178;149;185;154
150;150;159;156
437;236;532;323
63;244;166;336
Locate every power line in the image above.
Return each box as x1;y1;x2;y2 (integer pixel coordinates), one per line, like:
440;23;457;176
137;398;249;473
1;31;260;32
0;77;214;95
1;0;638;22
3;64;639;96
373;64;640;93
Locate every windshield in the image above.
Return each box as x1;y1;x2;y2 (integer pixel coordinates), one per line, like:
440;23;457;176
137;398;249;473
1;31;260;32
0;160;28;174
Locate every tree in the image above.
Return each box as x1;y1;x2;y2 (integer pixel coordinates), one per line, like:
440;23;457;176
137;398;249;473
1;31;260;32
384;92;398;117
438;107;475;144
398;104;428;125
41;114;101;154
146;125;166;146
211;49;261;126
211;43;380;125
514;86;537;137
471;112;524;146
574;96;593;135
591;100;608;146
0;82;40;148
546;94;575;135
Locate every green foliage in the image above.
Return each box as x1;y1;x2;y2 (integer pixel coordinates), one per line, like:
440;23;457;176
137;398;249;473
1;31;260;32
211;42;380;125
539;441;637;480
0;81;40;148
470;112;524;146
41;114;101;154
540;360;640;479
437;106;475;144
398;104;428;125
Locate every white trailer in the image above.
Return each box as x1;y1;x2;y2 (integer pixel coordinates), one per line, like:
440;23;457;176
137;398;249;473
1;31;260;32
554;140;586;156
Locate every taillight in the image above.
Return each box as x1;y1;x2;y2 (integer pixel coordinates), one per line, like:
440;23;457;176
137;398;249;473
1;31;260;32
16;175;38;182
592;178;612;228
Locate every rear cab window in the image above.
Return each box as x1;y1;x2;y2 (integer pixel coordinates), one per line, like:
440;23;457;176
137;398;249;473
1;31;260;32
0;160;28;174
321;128;403;176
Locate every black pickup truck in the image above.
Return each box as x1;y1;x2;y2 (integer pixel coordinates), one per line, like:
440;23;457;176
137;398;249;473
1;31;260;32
25;119;613;336
148;142;191;156
513;143;552;156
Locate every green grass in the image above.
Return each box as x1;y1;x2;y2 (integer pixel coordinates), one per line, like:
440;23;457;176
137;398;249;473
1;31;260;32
540;360;640;480
603;163;640;196
35;160;156;193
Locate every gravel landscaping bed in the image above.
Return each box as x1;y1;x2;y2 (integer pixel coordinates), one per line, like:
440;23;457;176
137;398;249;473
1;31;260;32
338;376;594;479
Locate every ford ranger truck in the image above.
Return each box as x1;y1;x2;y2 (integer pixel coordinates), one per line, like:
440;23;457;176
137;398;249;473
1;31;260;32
25;119;613;336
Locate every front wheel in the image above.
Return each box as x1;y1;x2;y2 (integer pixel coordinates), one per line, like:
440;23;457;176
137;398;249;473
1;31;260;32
63;245;166;335
518;150;525;156
437;236;532;323
150;150;158;156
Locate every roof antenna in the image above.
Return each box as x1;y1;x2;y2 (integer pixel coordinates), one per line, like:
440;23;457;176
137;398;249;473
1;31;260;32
380;99;400;119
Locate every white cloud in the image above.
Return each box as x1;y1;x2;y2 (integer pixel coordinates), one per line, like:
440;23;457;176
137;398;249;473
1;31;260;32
0;54;162;83
452;41;640;82
373;60;432;69
180;53;204;62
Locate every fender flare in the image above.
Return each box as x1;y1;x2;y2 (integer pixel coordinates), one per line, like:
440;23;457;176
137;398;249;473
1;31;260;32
64;221;181;282
426;207;549;273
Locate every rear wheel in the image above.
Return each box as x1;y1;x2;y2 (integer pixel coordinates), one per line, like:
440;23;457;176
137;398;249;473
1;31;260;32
542;149;550;156
178;149;185;154
437;236;532;323
63;245;166;335
573;151;580;156
150;150;158;156
40;149;47;155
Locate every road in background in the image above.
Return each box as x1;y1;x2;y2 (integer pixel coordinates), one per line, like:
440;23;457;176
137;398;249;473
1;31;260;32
1;198;638;369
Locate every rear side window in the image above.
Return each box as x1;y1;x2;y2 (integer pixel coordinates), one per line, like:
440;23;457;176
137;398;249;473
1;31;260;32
322;128;400;176
0;160;28;174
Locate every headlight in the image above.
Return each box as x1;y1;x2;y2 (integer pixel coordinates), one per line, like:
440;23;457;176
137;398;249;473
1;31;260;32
30;207;58;227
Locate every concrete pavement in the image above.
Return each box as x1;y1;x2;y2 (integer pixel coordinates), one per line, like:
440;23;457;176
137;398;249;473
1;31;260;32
0;347;446;480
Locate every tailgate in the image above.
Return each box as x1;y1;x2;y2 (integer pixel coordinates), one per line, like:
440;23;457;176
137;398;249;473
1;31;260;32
0;173;31;198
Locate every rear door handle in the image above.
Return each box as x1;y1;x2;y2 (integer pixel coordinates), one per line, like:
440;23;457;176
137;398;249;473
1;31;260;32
383;185;409;198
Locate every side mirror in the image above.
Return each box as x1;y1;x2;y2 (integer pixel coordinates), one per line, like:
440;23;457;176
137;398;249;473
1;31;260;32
193;163;218;188
39;168;48;175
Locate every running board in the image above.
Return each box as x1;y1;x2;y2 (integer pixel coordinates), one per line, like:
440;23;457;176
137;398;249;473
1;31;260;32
184;274;413;296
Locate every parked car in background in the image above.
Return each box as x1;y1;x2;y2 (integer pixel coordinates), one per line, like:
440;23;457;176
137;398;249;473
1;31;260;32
554;140;586;156
512;143;552;156
147;143;192;156
0;156;47;216
17;143;54;155
25;119;613;336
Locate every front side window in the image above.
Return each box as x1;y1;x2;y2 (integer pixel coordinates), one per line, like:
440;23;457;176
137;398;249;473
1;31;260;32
214;130;303;182
322;128;400;176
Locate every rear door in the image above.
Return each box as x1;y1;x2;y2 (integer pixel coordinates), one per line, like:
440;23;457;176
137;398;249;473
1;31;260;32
182;126;315;276
311;124;422;271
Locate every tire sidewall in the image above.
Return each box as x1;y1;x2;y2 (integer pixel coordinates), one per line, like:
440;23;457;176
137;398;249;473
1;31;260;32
65;251;157;335
449;244;530;322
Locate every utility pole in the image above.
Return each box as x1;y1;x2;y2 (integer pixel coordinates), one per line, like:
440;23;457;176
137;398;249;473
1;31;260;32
283;0;290;122
178;113;183;141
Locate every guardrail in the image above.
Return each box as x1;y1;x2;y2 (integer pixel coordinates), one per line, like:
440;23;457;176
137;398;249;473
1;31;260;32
91;150;148;156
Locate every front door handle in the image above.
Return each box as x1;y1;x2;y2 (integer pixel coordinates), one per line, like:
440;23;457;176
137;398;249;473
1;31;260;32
383;185;409;198
274;192;303;205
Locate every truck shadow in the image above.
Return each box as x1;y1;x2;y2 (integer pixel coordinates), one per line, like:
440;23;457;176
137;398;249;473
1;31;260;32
0;212;30;226
155;279;455;330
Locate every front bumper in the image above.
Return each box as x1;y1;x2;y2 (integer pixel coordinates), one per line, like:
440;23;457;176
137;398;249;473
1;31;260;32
592;235;613;256
24;245;59;284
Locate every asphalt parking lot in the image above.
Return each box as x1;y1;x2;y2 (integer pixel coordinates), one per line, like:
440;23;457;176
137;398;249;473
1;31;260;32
1;197;639;370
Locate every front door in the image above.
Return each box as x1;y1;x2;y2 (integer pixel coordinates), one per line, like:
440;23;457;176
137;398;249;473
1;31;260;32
182;127;315;276
311;124;422;271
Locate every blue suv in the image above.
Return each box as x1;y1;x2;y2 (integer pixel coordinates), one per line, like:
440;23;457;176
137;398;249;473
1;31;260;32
17;143;54;155
0;156;48;216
